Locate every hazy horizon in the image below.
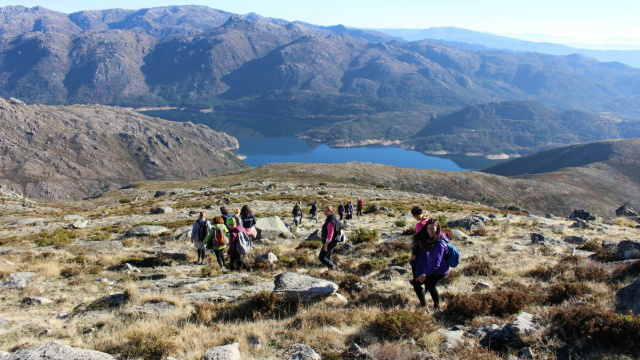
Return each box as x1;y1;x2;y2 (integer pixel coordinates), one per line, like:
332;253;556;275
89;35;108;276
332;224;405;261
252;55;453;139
1;0;638;48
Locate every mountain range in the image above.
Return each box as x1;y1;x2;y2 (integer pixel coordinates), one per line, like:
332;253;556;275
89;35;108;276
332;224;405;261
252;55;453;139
0;6;639;124
378;27;640;68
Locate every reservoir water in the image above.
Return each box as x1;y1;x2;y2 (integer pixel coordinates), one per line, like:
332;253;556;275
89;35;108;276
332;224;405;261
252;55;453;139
141;110;504;170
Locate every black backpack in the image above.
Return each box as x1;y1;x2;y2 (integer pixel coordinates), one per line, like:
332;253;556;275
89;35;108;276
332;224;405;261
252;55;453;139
197;219;208;241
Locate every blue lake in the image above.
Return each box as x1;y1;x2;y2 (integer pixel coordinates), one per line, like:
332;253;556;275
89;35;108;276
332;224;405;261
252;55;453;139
141;110;503;170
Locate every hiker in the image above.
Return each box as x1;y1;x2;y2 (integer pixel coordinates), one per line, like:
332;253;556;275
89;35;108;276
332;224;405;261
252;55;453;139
346;201;354;220
233;208;242;229
292;204;303;226
191;211;212;265
227;217;252;271
410;218;449;312
310;201;319;222
357;197;364;217
204;216;229;270
411;206;431;233
337;202;345;221
220;206;232;227
241;204;258;240
319;205;342;270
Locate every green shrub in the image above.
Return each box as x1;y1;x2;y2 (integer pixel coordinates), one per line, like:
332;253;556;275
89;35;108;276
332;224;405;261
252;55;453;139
378;241;411;256
394;219;407;227
391;253;411;266
375;184;386;189
36;228;76;247
119;198;132;204
319;182;327;186
317;191;328;195
351;228;379;244
357;259;386;274
120;327;178;360
372;309;437;340
296;240;323;250
437;214;448;227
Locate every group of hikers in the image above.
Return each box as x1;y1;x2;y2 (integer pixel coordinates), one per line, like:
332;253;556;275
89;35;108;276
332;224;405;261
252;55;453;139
294;197;365;225
191;200;451;312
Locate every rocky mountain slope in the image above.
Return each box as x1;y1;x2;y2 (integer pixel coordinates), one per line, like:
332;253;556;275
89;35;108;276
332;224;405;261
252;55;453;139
0;97;245;200
0;165;638;359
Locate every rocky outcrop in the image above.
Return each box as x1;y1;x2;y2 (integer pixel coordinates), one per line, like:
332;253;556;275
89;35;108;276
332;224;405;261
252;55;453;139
272;272;338;302
615;276;640;315
0;272;35;290
449;215;486;231
5;341;115;360
203;342;241;360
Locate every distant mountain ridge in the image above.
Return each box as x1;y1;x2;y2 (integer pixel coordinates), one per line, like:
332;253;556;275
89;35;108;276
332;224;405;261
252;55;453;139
377;27;640;68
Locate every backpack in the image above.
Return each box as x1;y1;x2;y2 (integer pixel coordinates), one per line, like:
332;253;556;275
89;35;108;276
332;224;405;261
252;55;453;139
336;229;347;243
439;237;460;268
236;230;252;255
197;220;208;241
214;226;227;247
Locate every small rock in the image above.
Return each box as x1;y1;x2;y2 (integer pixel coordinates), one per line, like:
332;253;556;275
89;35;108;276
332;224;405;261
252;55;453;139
340;243;355;252
448;215;485;231
273;272;338;303
83;327;96;334
154;190;167;197
203;342;241;360
570;219;593;229
150;206;174;214
250;336;262;349
41;329;51;335
451;229;469;240
22;296;53;305
474;281;492;289
520;347;534;359
283;343;321;360
439;329;466;349
124;263;141;273
0;272;35;290
157;250;189;261
63;215;84;221
256;252;278;265
125;225;169;237
57;313;69;320
307;229;322;241
562;236;589;245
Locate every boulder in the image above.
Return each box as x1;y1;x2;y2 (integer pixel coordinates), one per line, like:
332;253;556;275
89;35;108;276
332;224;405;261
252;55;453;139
70;219;89;229
203;342;241;360
153;190;167;197
451;229;469;240
618;240;640;260
616;276;640;315
255;216;293;240
530;233;572;249
616;203;639;217
568;209;597;221
22;296;53;305
151;206;174;214
569;219;593;229
125;225;168;237
282;344;321;360
340;243;355;252
448;215;485;231
307;229;322;241
273;272;338;303
0;272;35;290
70;241;123;254
505;312;541;337
438;329;466;349
562;236;589;245
5;341;115;360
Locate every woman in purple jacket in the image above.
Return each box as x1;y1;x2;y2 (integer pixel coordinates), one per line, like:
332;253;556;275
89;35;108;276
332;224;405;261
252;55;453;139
410;218;449;312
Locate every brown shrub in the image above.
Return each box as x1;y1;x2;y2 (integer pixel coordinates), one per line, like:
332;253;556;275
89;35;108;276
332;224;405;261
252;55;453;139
446;290;535;319
579;238;602;252
524;265;555;281
470;228;488;236
371;309;437;340
440;268;461;285
549;305;640;353
401;227;416;236
545;282;592;305
611;260;640;283
462;257;500;276
574;262;611;283
119;327;178;360
357;259;386;275
215;291;299;321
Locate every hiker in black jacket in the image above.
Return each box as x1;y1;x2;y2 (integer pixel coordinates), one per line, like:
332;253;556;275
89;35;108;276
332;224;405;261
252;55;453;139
319;205;342;270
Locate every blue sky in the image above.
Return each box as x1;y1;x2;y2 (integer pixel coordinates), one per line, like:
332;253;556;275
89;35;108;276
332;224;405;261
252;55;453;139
2;0;639;45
